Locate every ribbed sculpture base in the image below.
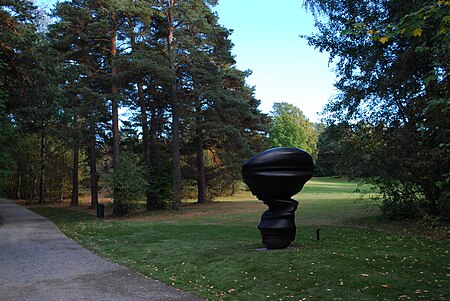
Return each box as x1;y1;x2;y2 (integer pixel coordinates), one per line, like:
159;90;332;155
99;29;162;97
258;199;298;249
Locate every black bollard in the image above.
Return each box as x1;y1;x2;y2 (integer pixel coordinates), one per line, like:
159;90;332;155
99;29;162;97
316;228;321;241
97;204;105;218
242;147;314;250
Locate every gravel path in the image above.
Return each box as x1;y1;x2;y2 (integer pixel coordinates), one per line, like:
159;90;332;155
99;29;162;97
0;198;205;301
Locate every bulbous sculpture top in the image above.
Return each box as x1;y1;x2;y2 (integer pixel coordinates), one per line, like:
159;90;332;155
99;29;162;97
242;147;314;200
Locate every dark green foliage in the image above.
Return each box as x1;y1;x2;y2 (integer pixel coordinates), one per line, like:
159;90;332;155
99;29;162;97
147;156;173;209
0;0;269;208
0;120;15;194
305;0;449;220
160;0;269;202
314;124;344;177
109;153;148;216
0;0;74;202
374;179;422;220
316;121;449;219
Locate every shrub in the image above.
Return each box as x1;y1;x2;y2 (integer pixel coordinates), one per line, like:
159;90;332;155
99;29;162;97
109;153;148;217
369;178;421;220
147;157;172;209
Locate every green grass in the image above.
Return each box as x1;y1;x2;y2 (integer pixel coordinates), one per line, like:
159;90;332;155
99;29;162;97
32;178;449;301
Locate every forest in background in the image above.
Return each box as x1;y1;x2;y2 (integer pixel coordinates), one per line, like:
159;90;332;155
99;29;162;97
0;0;320;216
1;0;448;220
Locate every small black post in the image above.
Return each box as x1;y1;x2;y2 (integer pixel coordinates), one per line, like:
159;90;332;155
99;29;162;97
316;228;321;240
97;204;104;218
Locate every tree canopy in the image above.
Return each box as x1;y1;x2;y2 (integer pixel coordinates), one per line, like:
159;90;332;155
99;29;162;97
269;102;318;158
0;0;269;214
3;0;448;221
306;0;449;219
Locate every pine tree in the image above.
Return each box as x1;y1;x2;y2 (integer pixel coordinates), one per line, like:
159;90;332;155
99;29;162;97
49;0;112;206
1;0;66;203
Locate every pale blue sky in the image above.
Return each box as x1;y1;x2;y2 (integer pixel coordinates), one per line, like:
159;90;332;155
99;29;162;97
214;0;335;121
35;0;336;121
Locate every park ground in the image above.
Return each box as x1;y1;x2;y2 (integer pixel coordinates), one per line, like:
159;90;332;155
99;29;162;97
30;177;449;301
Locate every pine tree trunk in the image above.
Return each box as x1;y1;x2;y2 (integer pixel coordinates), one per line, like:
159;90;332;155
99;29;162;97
128;21;150;168
138;82;156;210
128;19;155;210
196;135;206;203
170;82;182;209
15;161;22;199
168;1;182;210
134;41;152;210
88;125;98;208
138;83;150;167
149;97;157;159
195;102;206;203
146;97;159;210
111;10;120;171
71;134;79;207
38;128;46;205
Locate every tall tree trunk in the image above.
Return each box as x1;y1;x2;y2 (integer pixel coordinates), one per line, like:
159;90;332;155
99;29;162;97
88;125;98;208
196;135;206;203
167;1;182;209
15;161;22;199
128;20;150;168
138;83;150;167
170;81;182;210
139;82;157;210
128;18;155;210
71;115;79;206
146;96;159;210
38;127;46;205
195;102;206;203
139;83;158;210
149;98;157;158
71;133;79;207
111;10;120;171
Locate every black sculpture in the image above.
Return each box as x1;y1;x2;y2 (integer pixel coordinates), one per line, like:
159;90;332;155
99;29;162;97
242;147;314;249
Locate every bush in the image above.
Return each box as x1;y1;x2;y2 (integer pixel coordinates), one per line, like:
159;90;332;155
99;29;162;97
109;153;148;217
369;178;421;220
147;157;172;209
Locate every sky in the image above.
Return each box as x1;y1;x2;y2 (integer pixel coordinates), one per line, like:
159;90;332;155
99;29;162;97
35;0;336;122
214;0;336;121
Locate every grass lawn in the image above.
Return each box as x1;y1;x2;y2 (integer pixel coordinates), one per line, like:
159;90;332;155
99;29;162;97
31;177;449;301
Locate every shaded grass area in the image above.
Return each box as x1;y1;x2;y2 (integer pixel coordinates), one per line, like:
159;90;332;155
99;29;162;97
31;178;449;301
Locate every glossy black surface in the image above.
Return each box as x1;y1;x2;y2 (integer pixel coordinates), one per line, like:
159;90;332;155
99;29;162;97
242;147;314;199
242;148;314;249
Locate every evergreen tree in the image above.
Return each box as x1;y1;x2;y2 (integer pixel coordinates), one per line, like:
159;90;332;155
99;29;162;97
119;3;170;209
49;0;112;206
1;0;67;203
1;0;270;209
169;1;269;202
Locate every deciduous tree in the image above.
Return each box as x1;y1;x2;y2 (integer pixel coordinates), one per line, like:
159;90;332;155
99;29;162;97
269;102;318;158
304;0;449;219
